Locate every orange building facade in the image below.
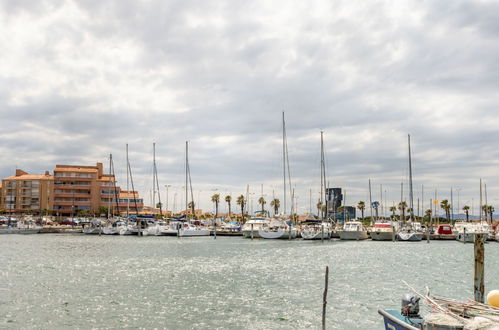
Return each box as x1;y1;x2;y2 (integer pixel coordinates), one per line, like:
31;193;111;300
0;169;54;212
1;163;143;215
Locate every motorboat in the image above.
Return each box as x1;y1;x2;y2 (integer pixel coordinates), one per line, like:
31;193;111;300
455;221;489;243
338;221;368;240
241;216;271;238
300;220;333;240
82;219;104;234
216;221;242;236
178;222;210;237
369;220;398;241
258;218;298;239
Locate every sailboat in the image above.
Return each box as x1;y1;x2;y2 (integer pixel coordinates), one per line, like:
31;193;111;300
174;141;210;237
259;112;298;239
301;131;333;240
396;134;424;242
119;144;143;236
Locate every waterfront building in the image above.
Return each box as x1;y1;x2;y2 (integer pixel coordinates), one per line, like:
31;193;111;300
325;187;356;222
117;190;144;214
0;169;54;213
53;163;144;216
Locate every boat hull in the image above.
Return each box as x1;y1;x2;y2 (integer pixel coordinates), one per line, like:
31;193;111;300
258;228;297;239
370;231;394;241
396;232;423;241
456;232;488;243
178;228;211;237
378;309;423;330
301;229;331;240
338;231;368;240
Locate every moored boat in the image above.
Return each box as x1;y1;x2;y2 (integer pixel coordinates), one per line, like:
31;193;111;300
242;216;271;238
258;218;298;239
300;219;333;240
370;221;398;241
338;221;368;240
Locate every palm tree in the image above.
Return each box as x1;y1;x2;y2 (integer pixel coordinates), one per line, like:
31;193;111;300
316;201;323;218
481;205;489;221
398;201;407;223
236;195;246;221
425;208;432;225
270;198;280;215
337;205;345;222
389;206;397;219
225;195;232;217
258;197;266;214
487;205;494;222
463;205;470;222
357;201;365;220
440;199;451;223
187;201;195;218
407;207;413;221
211;194;220;216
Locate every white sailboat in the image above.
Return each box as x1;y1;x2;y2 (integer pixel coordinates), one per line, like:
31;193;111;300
259;112;297;240
397;134;423;242
301;131;333;240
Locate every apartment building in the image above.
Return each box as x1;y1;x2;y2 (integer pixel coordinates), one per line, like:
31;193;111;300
117;190;144;214
0;169;54;212
53;163;144;215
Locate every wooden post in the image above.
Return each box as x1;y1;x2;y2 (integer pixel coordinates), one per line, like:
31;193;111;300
474;234;485;303
214;217;217;240
426;224;429;243
463;227;466;244
392;225;395;242
177;222;180;238
251;223;254;240
322;266;329;330
321;224;324;243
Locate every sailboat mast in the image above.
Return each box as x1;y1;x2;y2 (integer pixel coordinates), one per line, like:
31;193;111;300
319;131;326;221
153;142;162;216
479;178;483;221
126;144;129;218
108;153;112;219
152;143;156;209
369;179;373;222
408;134;414;220
186;141;188;213
282;112;286;215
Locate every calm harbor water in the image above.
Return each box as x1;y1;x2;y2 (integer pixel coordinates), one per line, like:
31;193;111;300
0;235;498;329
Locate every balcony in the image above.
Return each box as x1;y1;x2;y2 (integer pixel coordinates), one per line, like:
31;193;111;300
53;201;92;206
53;192;91;198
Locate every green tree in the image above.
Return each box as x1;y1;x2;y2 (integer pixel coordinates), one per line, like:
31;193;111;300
389;206;397;219
463;205;470;222
425;208;432;225
258;197;266;214
225;195;232;217
316;201;323;218
211;194;220;217
440;199;451;223
187;201;195;218
398;201;407;223
357;201;365;220
270;198;280;215
98;206;108;216
236;195;246;221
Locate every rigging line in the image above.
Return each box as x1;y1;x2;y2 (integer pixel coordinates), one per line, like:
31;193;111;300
111;154;120;216
128;158;139;216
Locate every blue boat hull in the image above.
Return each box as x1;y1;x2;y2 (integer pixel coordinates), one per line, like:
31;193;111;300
378;309;423;330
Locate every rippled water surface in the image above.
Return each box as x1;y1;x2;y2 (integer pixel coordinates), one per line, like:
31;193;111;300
0;235;498;329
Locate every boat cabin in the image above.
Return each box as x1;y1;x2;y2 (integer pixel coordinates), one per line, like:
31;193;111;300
437;224;453;235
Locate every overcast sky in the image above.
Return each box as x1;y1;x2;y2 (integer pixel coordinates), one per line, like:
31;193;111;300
1;0;499;216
